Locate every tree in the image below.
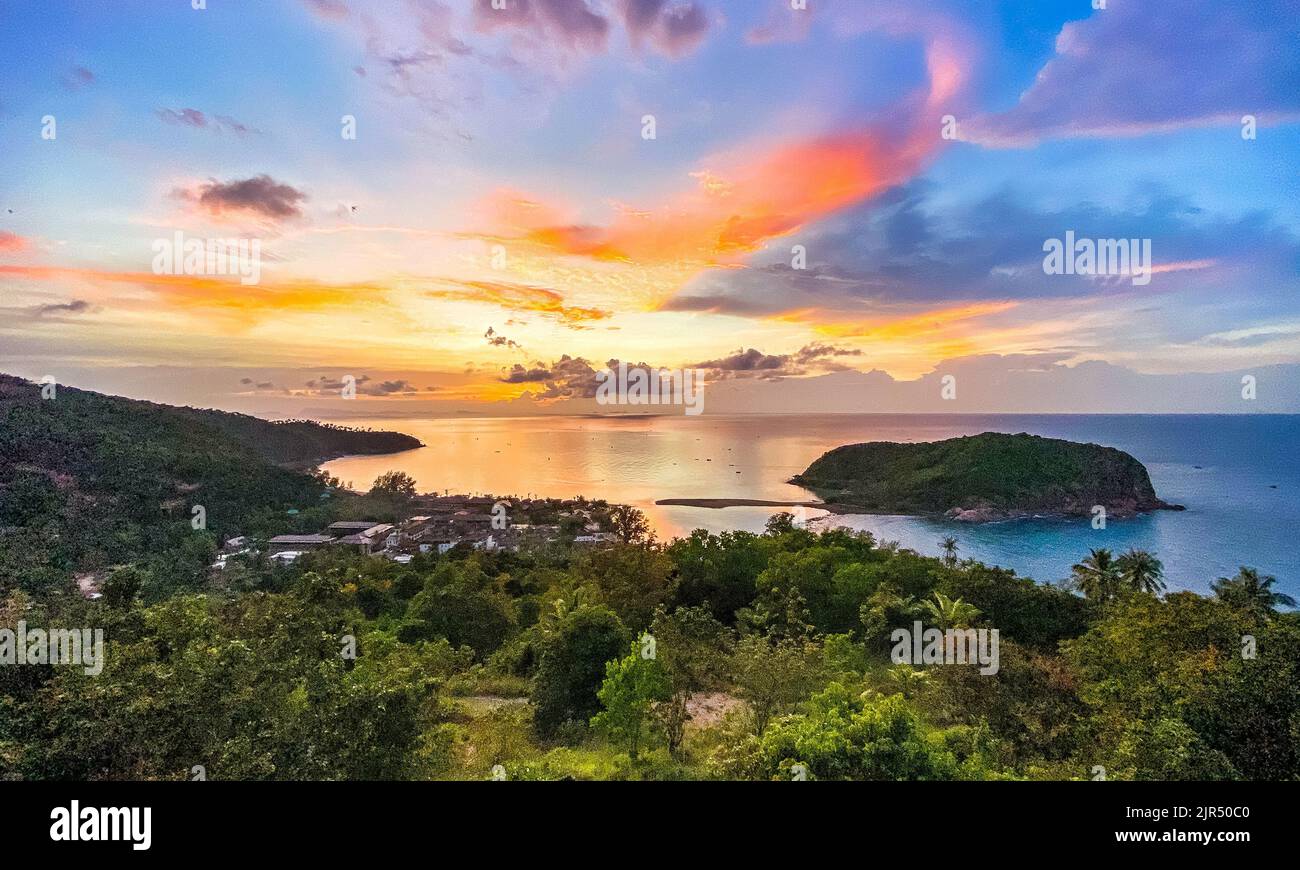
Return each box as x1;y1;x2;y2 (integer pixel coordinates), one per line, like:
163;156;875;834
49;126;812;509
1211;567;1296;617
859;587;925;652
939;537;960;568
938;562;1090;651
370;470;417;499
402;576;515;657
765;512;796;535
1070;548;1121;602
885;664;932;700
591;641;669;758
531;606;629;737
921;591;981;629
1116;549;1166;595
572;544;672;632
740;685;966;781
101;566;145;608
732;635;823;734
665;529;769;624
608;504;651;546
1061;591;1249;781
648;606;732;755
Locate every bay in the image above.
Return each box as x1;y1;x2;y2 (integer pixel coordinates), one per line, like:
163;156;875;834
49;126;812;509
321;414;1299;597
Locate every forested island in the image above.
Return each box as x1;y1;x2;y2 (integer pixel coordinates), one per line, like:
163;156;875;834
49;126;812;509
1;378;1295;782
792;432;1183;521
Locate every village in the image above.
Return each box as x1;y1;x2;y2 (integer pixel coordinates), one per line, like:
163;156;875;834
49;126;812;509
211;494;624;570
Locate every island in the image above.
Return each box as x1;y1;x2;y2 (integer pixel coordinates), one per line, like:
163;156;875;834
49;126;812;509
788;432;1184;522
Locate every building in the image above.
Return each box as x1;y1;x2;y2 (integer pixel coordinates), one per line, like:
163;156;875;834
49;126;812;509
331;533;378;554
267;534;334;554
573;532;620;546
326;521;384;538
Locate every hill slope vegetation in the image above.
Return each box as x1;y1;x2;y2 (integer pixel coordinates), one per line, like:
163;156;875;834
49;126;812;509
0;374;420;592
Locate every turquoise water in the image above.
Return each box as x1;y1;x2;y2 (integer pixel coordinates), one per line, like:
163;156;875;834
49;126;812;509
323;414;1299;598
811;415;1300;595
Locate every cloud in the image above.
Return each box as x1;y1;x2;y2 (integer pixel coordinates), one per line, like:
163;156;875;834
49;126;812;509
619;0;712;57
478;125;938;273
0;297;98;322
428;278;612;325
690;343;866;380
693;347;787;376
302;0;349;19
795;342;864;366
0;265;393;319
298;373;423;396
746;0;814;46
0;231;29;253
965;0;1300;146
62;66;94;90
156;108;260;136
500;353;603;399
175;175;307;222
693;354;1300;414
473;0;612;53
485;326;522;349
657;293;781;317
500;364;555;384
666;181;1300;325
31;299;93;317
363;379;421;395
468;9;972;287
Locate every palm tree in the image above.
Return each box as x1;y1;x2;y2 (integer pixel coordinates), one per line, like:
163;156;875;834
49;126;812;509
938;536;960;567
1070;548;1121;602
1116;549;1166;595
922;591;982;629
1212;567;1297;616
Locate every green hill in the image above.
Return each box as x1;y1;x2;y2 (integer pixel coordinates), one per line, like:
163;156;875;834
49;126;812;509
0;374;421;592
791;431;1181;521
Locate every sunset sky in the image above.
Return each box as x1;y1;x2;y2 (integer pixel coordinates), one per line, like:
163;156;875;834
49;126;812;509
1;0;1298;414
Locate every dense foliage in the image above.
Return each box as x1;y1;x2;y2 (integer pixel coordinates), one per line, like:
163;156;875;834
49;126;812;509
3;506;1295;780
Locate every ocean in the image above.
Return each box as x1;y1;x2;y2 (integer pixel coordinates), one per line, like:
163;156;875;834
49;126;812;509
321;414;1299;598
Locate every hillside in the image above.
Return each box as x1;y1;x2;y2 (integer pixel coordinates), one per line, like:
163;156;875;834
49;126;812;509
0;374;421;592
791;432;1182;521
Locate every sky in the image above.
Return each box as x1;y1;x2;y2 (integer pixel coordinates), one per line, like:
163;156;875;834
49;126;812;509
1;0;1298;415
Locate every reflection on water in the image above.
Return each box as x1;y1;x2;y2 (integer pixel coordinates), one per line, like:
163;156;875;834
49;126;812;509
322;414;1299;597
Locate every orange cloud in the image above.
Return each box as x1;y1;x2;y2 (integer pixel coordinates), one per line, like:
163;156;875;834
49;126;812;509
478;127;933;272
468;11;975;300
0;265;386;315
0;231;30;253
792;300;1020;341
427;278;612;325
